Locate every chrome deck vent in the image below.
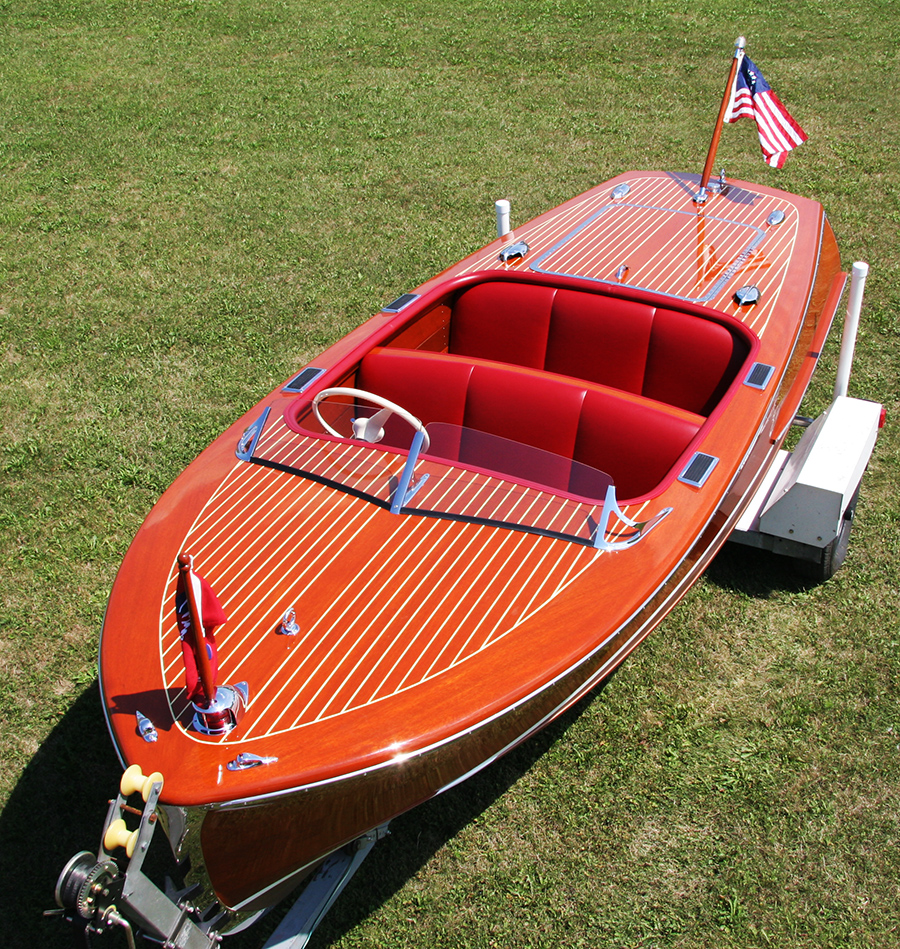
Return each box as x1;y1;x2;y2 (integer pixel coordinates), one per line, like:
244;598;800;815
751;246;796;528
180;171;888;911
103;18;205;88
283;366;325;393
679;452;719;488
382;293;419;313
744;362;775;390
498;240;530;262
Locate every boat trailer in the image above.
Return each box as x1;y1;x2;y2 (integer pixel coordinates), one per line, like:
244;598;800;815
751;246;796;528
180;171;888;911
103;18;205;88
728;262;884;581
47;258;882;947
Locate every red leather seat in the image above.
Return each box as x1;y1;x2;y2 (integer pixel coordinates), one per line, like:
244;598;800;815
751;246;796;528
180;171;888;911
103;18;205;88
643;307;748;415
450;281;556;369
354;348;704;500
449;281;749;418
544;290;654;393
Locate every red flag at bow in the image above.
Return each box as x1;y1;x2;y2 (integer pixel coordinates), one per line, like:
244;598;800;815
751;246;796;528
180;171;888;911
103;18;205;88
176;555;228;703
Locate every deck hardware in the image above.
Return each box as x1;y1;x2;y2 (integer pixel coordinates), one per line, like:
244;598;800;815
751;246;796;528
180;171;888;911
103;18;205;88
792;415;814;428
227;752;279;771
611;183;631;199
614;263;629;282
192;682;249;737
707;169;728;195
498;240;529;262
495;198;511;237
390;429;430;514
733;284;760;306
744;362;775;390
766;209;786;226
237;428;254;456
679;452;719;488
283;366;325;394
592;483;672;551
135;710;158;743
235;408;270;461
279;607;300;636
381;293;419;314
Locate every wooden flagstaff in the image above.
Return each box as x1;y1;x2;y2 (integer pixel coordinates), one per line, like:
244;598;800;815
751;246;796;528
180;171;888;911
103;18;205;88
696;36;745;203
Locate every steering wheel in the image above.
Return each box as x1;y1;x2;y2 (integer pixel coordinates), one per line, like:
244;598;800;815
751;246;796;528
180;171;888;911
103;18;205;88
312;387;430;452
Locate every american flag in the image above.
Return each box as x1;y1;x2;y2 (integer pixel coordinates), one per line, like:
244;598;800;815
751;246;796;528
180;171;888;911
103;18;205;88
725;56;807;168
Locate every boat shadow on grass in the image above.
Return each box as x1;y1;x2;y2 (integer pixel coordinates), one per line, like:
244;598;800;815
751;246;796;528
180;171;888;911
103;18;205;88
0;681;124;949
2;675;603;949
2;550;807;949
705;541;822;598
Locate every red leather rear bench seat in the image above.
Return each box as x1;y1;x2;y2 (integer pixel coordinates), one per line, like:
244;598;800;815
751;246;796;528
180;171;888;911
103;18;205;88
356;348;703;500
449;281;748;416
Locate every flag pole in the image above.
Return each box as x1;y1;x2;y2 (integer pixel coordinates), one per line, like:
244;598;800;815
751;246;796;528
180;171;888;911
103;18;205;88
696;36;745;204
178;552;217;705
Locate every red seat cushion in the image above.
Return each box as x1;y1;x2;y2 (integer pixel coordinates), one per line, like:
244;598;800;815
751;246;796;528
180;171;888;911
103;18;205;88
544;290;654;393
464;362;585;462
450;282;556;369
574;388;703;499
643;308;748;415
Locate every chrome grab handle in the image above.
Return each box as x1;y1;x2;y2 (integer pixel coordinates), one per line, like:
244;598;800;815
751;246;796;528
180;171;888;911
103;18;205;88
226;752;278;771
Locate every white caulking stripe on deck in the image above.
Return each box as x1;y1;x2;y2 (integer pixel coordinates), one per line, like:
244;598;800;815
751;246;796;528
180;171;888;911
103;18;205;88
161;454;593;736
315;520;530;715
162;470;399;720
458;177;798;332
535;198;777;299
292;523;527;722
159;466;334;653
160;438;621;716
262;459;590;731
250;412;606;541
160;467;363;694
459;176;707;275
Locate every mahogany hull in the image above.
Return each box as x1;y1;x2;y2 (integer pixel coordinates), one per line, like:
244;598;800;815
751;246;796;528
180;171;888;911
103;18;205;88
98;171;846;911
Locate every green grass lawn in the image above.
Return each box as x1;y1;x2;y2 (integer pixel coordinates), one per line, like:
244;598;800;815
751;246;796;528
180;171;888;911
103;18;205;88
1;2;898;947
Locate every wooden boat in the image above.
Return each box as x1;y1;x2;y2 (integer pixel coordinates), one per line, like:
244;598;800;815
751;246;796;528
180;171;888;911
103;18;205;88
51;43;882;949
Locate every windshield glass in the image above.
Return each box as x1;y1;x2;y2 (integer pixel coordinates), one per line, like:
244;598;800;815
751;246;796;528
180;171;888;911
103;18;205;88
249;410;614;545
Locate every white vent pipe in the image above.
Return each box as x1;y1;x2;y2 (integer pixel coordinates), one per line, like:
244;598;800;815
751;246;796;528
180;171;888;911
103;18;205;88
495;199;511;237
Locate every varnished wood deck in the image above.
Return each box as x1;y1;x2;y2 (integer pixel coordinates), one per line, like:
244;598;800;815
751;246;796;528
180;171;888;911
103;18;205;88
160;461;601;741
457;172;801;339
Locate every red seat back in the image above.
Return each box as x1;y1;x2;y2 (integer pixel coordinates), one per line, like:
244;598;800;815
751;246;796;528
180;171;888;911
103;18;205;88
451;282;556;369
643;308;749;415
544;290;654;393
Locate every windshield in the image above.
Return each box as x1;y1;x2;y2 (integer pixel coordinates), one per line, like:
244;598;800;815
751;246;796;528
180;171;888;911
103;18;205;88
247;407;616;545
